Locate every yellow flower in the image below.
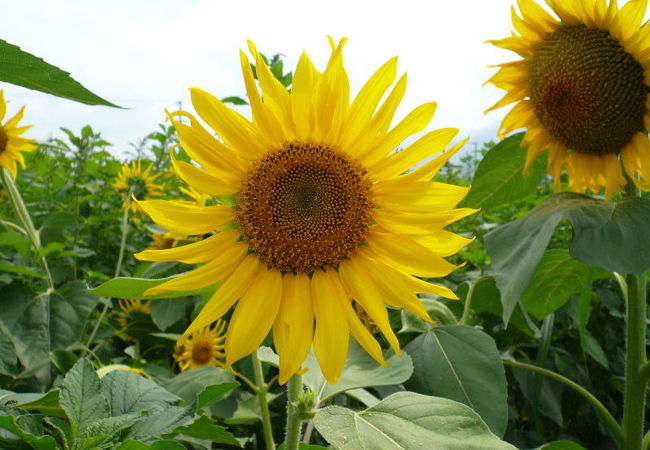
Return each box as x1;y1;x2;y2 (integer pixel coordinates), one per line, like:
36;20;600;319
0;90;37;179
115;298;151;330
148;231;185;250
113;161;164;214
174;320;226;371
135;38;475;384
486;0;650;199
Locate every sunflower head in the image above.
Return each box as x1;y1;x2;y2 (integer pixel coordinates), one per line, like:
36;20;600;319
136;38;475;384
113;161;164;214
174;320;227;371
115;298;152;331
486;0;650;198
0;90;37;179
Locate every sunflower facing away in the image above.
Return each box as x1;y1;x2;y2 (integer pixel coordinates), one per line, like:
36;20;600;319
113;161;164;214
115;298;152;330
486;0;650;199
135;38;475;384
0;90;37;179
174;320;227;371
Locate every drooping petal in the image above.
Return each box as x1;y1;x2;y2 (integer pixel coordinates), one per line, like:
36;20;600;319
135;200;235;235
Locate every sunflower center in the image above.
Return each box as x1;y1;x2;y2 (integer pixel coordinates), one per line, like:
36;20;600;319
237;141;373;273
0;127;7;153
528;24;647;155
127;177;148;198
192;341;213;364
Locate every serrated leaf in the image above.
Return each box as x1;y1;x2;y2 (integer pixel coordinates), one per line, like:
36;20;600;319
90;276;216;299
404;325;508;437
101;370;181;416
15;389;65;418
302;340;413;404
172;415;240;446
197;382;239;409
462;133;545;209
0;415;58;450
126;406;193;441
60;358;109;436
0;39;118;106
314;392;516;450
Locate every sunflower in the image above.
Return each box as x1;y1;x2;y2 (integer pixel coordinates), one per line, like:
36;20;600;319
113;161;164;214
115;298;152;330
0;90;37;179
135;38;475;384
486;0;650;199
174;320;227;371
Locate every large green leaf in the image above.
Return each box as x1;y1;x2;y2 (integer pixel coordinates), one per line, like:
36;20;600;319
300;341;413;404
59;358;109;436
462;133;546;209
0;281;98;382
404;325;508;437
313;392;516;450
90;276;216;300
125;406;193;441
101;370;181;416
484;193;650;324
0;415;58;450
0;39;118;106
117;440;185;450
521;250;593;320
150;297;191;331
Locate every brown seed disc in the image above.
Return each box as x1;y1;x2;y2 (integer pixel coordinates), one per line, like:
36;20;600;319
528;25;648;155
236;141;373;273
192;342;213;364
0;127;7;153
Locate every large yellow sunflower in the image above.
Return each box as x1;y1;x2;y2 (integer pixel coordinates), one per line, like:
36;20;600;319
486;0;650;199
0;90;37;179
113;161;164;214
135;38;475;384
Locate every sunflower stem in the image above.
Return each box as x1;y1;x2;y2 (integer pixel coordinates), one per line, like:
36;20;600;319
1;168;54;292
251;349;275;450
285;372;305;450
85;194;131;353
460;279;477;324
503;359;623;446
621;271;647;450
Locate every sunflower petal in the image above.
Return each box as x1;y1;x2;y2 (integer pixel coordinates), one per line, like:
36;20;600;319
135;199;235;235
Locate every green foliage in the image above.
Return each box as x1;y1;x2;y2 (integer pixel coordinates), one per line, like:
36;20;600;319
313;392;516;449
0;39;118;107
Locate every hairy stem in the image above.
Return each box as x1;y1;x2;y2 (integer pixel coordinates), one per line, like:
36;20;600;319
285;373;304;450
251;349;275;450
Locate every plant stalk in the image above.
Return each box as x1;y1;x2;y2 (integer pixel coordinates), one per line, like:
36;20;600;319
1;168;54;292
503;359;623;446
251;349;275;450
460;280;476;325
285;373;304;450
622;272;648;450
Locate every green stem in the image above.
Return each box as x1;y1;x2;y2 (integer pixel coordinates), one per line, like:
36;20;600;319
285;373;304;450
503;359;624;446
85;196;131;352
1;168;54;292
251;349;275;450
460;280;476;325
622;272;648;450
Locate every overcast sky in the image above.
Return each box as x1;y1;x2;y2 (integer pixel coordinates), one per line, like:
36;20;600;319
3;0;518;159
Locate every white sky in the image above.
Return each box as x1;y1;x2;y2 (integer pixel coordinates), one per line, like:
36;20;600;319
3;0;518;158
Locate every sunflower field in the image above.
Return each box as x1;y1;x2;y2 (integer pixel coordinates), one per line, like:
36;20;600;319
2;0;650;449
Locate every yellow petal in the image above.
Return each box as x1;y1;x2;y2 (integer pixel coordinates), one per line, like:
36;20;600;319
400;138;468;182
144;242;248;295
367;229;460;278
374;181;469;210
369;128;459;180
311;268;349;384
135;229;242;264
412;230;474;257
291;51;321;139
171;151;239;196
136;199;235;235
178;255;260;345
339;257;400;354
275;272;314;384
372;207;478;235
226;266;283;366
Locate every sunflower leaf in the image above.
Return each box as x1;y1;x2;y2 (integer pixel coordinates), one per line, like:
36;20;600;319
462;133;546;209
89;276;217;299
313;392;517;450
0;39;119;106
